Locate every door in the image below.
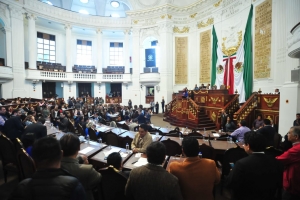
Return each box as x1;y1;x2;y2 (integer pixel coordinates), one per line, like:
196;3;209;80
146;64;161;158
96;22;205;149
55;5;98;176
42;82;56;98
78;83;91;97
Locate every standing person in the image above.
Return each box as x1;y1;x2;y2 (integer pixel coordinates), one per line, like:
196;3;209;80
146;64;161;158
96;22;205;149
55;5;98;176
169;137;220;200
155;102;159;114
293;113;300;126
161;98;165;113
257;119;276;147
0;106;7;132
128;99;132;109
3;109;24;139
125;141;183;200
150;100;155;113
226;131;283;200
276;126;300;200
220;109;228;130
9;137;86;200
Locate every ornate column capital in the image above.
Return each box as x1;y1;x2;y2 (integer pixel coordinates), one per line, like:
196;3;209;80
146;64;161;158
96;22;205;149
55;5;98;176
123;29;131;35
0;27;11;34
64;24;72;30
96;28;102;34
26;13;37;21
131;28;140;37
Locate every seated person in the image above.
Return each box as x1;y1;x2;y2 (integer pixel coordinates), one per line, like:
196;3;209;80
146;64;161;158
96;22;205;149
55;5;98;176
131;124;153;153
182;88;188;98
10;137;86;199
85;121;100;137
252;114;264;130
194;84;199;91
230;120;251;142
224;116;236;132
256;119;276;147
107;152;129;178
60;134;102;200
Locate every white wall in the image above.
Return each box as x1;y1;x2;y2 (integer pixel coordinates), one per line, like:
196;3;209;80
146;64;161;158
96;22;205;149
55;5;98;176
0;27;6;63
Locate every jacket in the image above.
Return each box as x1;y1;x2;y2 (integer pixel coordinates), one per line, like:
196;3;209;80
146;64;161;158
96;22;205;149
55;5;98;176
9;168;86;200
131;132;153;153
169;157;220;200
276;143;300;195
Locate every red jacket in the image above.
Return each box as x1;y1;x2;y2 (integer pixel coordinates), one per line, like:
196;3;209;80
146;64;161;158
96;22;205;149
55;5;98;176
276;143;300;195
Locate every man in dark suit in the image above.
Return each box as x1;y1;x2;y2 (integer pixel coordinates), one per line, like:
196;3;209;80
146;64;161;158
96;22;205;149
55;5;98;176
226;131;283;200
220;109;228;130
23;117;47;140
257;119;276;146
3;109;24;139
125;141;183;200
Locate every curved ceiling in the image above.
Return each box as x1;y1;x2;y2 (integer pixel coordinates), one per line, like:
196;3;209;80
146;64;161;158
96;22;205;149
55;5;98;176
39;0;203;17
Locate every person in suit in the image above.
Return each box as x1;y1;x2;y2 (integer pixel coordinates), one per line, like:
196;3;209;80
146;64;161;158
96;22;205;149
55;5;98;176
276;126;300;200
293;113;300;126
0;106;8;132
3;109;24;139
134;109;146;124
60;133;101;200
224;116;236;132
107;152;129;178
125;141;183;200
155;102;159;114
252;114;264;130
131;123;153;153
57;111;69;132
226;131;283;200
168;137;220;200
220;109;228;130
161;98;165;113
257;119;276;147
23;117;47;140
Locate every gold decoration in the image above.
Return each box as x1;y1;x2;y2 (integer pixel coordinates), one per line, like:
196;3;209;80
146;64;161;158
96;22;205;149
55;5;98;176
263;97;278;108
211;112;216;122
222;31;243;56
173;26;190;33
167;14;172;19
201;97;206;103
190;13;197;18
210;97;219;104
197;18;214;29
161;15;166;19
214;0;223;7
133;20;139;24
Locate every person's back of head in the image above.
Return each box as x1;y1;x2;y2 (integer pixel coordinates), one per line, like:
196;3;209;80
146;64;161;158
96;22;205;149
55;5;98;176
37;117;45;124
240;120;247;127
60;133;80;157
146;141;166;165
244;131;267;153
32;137;62;169
263;119;271;125
182;137;199;157
107;152;122;169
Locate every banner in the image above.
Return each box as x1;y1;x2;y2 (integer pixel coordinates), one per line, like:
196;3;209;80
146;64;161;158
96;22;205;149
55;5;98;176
145;48;156;67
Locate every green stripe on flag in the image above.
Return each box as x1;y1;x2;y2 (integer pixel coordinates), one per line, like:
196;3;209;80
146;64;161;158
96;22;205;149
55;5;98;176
211;26;218;86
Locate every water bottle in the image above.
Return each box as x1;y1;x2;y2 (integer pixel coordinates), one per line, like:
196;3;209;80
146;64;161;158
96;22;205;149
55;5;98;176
198;152;202;158
229;137;232;143
126;143;129;152
86;134;90;144
98;138;102;144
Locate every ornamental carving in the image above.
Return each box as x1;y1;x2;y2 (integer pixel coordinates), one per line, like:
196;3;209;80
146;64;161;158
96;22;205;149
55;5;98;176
190;13;197;18
214;0;223;7
173;26;189;33
211;112;216;122
197;18;214;29
263;97;278;108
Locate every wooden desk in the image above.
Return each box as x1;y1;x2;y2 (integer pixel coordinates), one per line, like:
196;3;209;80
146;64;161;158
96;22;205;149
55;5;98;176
165;156;185;171
151;134;162;141
46;126;60;135
96;125;114;133
119;131;136;138
123;153;169;170
159;127;173;134
89;146;131;169
79;141;107;158
111;128;128;135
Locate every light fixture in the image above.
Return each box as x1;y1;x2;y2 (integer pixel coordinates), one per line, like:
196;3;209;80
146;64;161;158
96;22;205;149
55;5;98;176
111;13;120;18
79;9;89;15
80;0;89;3
111;1;120;8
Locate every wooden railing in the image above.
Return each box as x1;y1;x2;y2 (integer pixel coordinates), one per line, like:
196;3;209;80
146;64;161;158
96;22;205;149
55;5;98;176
233;92;258;126
223;94;240;116
187;98;200;121
164;97;177;117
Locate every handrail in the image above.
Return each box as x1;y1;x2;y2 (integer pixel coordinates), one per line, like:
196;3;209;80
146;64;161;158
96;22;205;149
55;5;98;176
222;94;240;115
234;92;258;121
164;97;177;116
187;98;200;120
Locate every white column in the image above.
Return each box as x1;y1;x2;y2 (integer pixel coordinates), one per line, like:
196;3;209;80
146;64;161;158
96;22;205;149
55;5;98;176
123;30;130;73
0;27;12;67
26;13;37;69
131;28;141;105
65;24;72;72
96;28;103;73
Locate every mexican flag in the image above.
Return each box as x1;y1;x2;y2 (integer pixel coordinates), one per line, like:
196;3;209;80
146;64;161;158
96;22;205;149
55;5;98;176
211;5;253;103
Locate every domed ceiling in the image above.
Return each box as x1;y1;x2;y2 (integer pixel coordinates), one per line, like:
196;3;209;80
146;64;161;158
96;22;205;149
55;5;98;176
39;0;202;17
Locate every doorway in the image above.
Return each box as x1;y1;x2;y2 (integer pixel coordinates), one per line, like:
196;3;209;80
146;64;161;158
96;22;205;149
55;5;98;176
78;83;91;97
42;82;56;98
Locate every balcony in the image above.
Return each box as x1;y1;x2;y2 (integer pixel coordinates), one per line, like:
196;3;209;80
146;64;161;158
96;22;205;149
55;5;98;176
25;69;132;83
139;73;160;86
288;22;300;58
0;66;13;80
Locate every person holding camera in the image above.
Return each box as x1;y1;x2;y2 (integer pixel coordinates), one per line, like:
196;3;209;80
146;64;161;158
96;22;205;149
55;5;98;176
57;112;69;132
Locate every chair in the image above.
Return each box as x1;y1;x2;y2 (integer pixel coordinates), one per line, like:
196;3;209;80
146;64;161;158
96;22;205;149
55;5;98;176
17;148;36;180
133;125;139;132
149;128;163;136
166;130;180;137
88;128;98;141
0;134;21;182
98;167;127;200
273;133;282;149
12;138;24;150
105;132;119;146
188;132;203;139
199;143;215;160
161;138;182;156
121;123;130;131
119;136;133;149
264;146;283;157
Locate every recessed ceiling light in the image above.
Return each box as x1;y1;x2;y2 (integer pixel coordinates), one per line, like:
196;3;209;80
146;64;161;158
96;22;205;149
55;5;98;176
80;0;89;3
111;13;120;18
111;1;120;8
79;10;89;15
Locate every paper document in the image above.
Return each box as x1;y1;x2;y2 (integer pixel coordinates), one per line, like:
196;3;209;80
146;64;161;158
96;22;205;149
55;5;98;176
120;152;128;158
133;157;148;167
89;141;99;146
79;147;94;154
135;153;142;158
103;149;120;157
213;133;220;137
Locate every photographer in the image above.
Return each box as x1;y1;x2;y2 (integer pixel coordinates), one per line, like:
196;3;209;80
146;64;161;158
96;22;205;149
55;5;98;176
56;112;69;132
